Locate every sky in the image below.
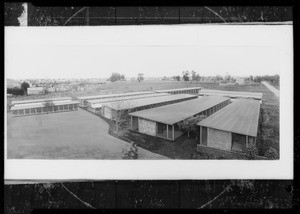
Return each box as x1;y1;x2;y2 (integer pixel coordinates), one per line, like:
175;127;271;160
5;25;291;79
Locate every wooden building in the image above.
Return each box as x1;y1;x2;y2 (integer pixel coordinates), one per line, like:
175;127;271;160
129;96;230;141
197;99;261;153
10;100;80;116
102;94;198;121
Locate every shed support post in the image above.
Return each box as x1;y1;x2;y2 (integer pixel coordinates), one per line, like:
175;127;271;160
199;126;202;145
172;125;174;141
167;125;169;139
246;135;249;148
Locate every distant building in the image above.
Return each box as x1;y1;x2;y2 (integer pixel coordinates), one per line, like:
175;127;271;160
27;87;45;95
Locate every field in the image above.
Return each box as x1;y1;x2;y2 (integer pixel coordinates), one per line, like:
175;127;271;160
6;109;168;159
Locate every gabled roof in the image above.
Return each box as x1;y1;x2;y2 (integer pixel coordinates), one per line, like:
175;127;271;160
129;96;230;125
198;99;261;137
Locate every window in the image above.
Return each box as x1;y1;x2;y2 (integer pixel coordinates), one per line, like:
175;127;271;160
37;108;42;113
31;108;35;114
248;136;255;147
132;116;138;131
64;105;68;110
25;109;29;114
168;125;173;140
19;109;24;115
13;110;18;115
157;122;167;138
59;105;63;110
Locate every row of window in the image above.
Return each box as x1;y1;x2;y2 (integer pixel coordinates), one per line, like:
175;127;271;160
12;104;78;116
169;89;200;95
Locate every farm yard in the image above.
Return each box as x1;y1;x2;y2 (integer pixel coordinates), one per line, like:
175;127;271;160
6;108;168;159
6;81;279;160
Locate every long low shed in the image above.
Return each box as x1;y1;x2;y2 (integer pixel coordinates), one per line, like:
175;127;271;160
77;91;154;107
86;93;169;113
197;99;261;153
155;87;202;95
199;89;263;101
102;94;198;121
10;97;72;106
10;100;80;116
129;96;231;141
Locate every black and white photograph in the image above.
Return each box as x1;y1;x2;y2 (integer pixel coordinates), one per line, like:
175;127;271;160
4;2;296;211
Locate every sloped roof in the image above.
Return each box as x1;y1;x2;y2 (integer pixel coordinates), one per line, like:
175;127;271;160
77;91;154;100
11;97;72;105
155;87;202;93
198;99;261;137
104;94;197;111
88;93;169;105
129;96;229;125
11;100;80;110
199;89;263;100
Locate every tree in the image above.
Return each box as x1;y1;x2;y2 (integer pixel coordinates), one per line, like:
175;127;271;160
182;71;190;81
264;147;279;160
191;71;201;82
44;100;54;114
178;114;207;138
20;82;30;95
122;141;138;159
107;73;125;82
173;75;181;81
215;75;223;82
111;100;134;132
137;73;144;83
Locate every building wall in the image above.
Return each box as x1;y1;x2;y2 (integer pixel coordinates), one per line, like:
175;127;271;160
207;128;232;151
138;118;156;136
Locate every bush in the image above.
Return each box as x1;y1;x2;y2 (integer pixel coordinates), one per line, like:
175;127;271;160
246;146;258;160
122;142;138;159
264;147;279;160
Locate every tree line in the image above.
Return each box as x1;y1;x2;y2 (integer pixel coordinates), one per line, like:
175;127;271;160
7;82;30;96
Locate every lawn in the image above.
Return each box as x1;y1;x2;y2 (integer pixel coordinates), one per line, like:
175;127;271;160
6;109;167;159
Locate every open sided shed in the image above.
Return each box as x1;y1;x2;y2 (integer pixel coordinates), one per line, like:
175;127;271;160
155;87;202;95
77;91;154;107
86;93;169;113
102;94;198;121
10;100;80;116
129;96;230;141
198;99;261;153
199;89;263;102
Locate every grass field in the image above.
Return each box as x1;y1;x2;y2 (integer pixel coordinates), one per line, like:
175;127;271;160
6;109;168;159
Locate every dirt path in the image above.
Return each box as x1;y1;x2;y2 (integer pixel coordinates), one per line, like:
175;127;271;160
261;81;279;97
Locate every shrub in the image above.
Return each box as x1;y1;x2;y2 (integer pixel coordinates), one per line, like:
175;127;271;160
264;147;279;160
246;146;258;160
122;142;138;159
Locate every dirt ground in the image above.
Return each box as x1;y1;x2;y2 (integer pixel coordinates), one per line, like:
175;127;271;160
6;109;168;159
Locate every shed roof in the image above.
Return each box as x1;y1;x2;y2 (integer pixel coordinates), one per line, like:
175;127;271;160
155;87;202;93
11;97;72;105
104;94;197;111
11;100;80;110
89;93;170;108
199;89;263;100
77;91;154;100
198;99;261;137
88;92;169;104
129;96;230;125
